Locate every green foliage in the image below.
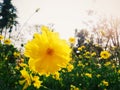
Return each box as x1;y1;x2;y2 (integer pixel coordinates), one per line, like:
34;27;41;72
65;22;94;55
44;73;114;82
0;42;20;90
0;39;120;90
39;45;120;90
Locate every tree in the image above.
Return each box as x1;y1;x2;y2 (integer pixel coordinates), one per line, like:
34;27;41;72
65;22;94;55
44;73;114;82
0;0;18;38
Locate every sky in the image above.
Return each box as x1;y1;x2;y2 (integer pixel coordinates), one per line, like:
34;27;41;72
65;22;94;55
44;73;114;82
12;0;120;39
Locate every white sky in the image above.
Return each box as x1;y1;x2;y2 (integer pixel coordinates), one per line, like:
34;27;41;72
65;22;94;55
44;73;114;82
12;0;120;39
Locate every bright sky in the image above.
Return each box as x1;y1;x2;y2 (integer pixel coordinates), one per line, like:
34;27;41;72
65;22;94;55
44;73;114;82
12;0;120;39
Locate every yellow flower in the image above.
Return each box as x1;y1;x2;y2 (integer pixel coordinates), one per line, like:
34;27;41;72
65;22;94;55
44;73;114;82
85;63;88;66
62;69;66;73
96;74;101;78
19;63;28;67
118;70;120;74
100;51;111;59
78;45;85;51
111;64;115;69
32;76;42;89
66;63;74;72
81;45;85;49
15;66;20;70
78;55;82;59
78;47;82;51
85;51;90;55
96;64;101;68
70;85;79;90
69;37;75;44
85;73;92;78
13;52;20;57
0;35;4;40
91;52;96;56
84;51;90;59
4;39;11;45
52;72;60;80
20;58;24;63
19;69;31;90
24;25;71;75
104;62;111;66
102;80;109;86
77;61;85;68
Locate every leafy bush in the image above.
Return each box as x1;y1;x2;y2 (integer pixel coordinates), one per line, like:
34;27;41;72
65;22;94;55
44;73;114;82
0;26;120;90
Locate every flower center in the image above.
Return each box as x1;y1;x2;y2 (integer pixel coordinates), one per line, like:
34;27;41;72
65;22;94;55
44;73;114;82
46;48;54;55
103;54;107;57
